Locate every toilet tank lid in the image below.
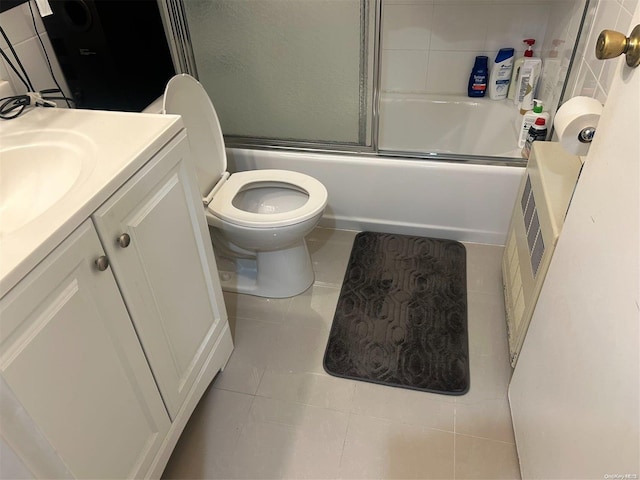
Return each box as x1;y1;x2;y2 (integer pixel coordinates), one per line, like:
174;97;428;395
163;74;227;196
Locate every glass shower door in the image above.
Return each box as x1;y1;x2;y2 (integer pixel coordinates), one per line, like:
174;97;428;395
182;0;373;146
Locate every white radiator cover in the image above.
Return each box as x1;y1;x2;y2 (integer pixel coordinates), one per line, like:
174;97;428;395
502;143;582;366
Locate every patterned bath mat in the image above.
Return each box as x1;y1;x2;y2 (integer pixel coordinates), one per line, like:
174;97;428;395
323;232;469;395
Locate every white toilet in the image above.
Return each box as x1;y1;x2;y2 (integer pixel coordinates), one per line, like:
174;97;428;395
162;74;327;298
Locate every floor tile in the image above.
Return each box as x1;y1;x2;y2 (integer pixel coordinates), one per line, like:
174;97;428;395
287;283;342;331
162;388;253;479
212;348;265;395
307;234;356;287
164;229;519;480
211;317;277;394
350;381;455;432
458;351;512;405
455;434;521;479
339;414;455;479
463;242;505;296
256;370;356;412
455;396;516;444
307;227;358;245
229;397;349;479
466;291;511;360
265;321;331;374
223;291;292;324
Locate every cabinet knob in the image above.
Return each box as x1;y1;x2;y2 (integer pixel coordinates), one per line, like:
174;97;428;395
95;255;110;271
117;233;131;248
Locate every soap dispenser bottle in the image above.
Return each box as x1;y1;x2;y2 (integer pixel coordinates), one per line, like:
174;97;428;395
468;56;489;97
521;117;548;159
488;48;515;100
508;39;535;100
517;99;550;148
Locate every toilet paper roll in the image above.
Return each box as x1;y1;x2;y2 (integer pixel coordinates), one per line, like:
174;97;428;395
554;96;603;155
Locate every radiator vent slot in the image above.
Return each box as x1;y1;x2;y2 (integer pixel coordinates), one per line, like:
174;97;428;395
530;232;545;277
520;175;545;278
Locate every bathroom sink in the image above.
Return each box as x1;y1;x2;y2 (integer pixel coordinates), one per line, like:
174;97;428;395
0;108;183;298
0;130;96;237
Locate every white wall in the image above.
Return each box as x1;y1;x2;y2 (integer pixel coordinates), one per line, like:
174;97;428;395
509;2;639;477
0;1;69;103
564;0;638;103
380;0;634;110
381;0;552;95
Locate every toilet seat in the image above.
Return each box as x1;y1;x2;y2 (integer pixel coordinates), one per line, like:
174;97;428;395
207;169;327;228
163;74;327;230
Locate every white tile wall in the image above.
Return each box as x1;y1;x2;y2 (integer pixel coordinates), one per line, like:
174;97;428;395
381;0;551;95
566;0;638;102
0;1;70;103
380;0;638;115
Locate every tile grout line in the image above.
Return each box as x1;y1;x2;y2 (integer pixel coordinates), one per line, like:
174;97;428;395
453;404;457;480
454;431;518;446
336;411;354;476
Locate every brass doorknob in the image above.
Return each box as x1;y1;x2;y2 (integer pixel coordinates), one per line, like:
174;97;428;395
596;25;640;68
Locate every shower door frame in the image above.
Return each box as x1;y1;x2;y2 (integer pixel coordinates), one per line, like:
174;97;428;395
158;0;378;151
158;0;601;167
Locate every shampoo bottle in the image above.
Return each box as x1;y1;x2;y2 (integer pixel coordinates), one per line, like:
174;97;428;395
508;39;535;100
468;56;488;97
488;48;514;100
518;59;542;114
517;100;550;148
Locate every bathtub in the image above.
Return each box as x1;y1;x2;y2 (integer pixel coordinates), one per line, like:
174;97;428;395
227;148;524;245
379;93;522;158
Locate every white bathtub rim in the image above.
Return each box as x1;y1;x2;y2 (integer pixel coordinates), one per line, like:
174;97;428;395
228;147;524;246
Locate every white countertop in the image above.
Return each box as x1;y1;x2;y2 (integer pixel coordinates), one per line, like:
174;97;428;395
0;108;183;297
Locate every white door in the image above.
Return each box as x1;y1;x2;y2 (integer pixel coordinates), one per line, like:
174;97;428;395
0;220;170;479
508;9;640;479
93;133;228;420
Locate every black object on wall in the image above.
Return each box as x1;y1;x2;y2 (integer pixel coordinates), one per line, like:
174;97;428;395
0;1;30;14
42;0;175;112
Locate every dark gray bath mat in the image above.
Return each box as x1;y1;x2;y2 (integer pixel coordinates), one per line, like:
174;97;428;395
323;232;469;395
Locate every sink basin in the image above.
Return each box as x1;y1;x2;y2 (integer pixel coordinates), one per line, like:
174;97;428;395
0;130;96;237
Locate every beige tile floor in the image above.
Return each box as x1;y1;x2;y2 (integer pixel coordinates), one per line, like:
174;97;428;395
162;228;521;480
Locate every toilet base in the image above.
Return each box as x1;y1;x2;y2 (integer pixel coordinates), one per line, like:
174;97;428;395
216;240;315;298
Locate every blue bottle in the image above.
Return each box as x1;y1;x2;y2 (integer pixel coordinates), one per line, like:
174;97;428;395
468;56;488;97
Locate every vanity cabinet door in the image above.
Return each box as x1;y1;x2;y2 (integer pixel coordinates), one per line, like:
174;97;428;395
92;133;229;420
0;220;170;479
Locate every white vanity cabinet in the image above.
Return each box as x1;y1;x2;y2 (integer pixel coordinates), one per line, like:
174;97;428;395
92;132;228;420
0;129;233;479
0;220;171;479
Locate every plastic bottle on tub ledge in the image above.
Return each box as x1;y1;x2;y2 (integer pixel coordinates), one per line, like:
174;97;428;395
521;117;548;159
517;99;550;148
519;58;543;114
468;56;489;97
488;48;515;100
508;39;536;101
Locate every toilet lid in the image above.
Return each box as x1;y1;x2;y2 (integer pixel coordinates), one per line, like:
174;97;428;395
163;74;227;197
208;170;328;228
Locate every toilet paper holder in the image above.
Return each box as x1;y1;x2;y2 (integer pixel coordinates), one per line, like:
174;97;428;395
578;127;596;144
596;25;640;68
